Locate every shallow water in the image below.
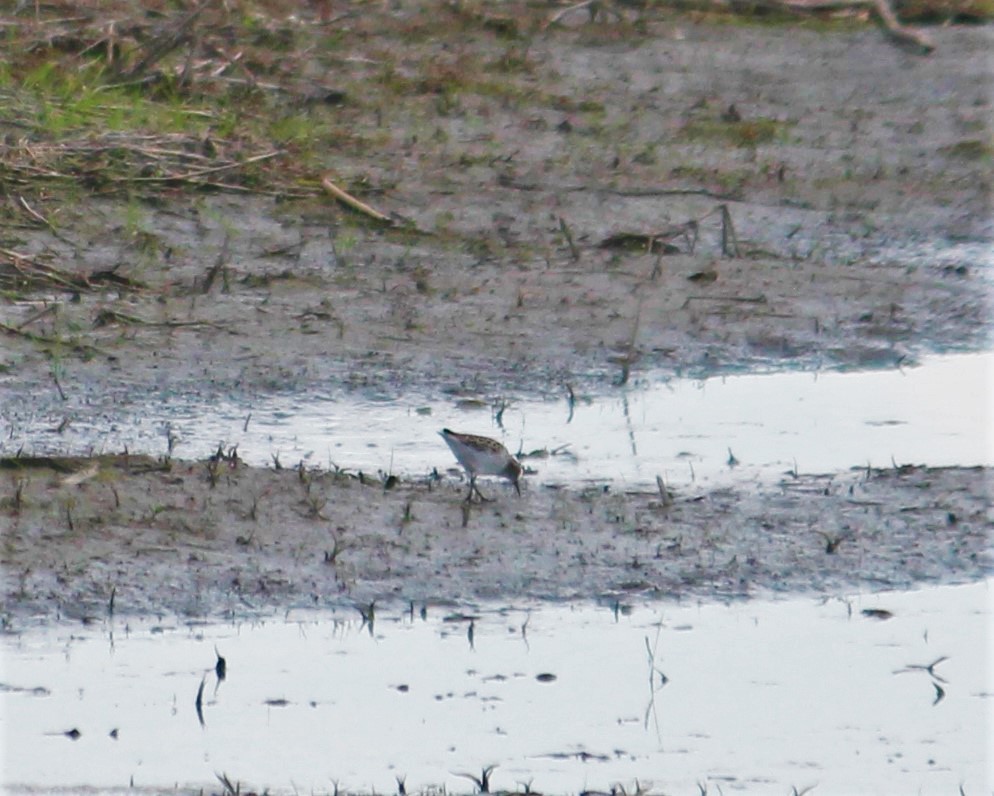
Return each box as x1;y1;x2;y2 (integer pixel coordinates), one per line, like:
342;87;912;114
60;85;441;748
2;580;990;795
3;352;991;488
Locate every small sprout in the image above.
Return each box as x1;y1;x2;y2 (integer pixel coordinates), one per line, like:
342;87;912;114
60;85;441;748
215;646;226;681
206;458;221;488
816;528;854;554
558;216;580;261
455;765;495;794
494;399;509;429
358;601;375;634
305;492;327;519
894;656;949;682
13;479;25;513
656;474;673;507
216;772;239;796
324;534;349;564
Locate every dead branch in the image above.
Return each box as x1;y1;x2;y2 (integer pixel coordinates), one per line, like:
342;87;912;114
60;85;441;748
744;0;934;52
719;204;740;258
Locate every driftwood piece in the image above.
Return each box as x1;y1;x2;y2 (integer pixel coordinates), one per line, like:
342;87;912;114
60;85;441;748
746;0;934;52
320;175;394;225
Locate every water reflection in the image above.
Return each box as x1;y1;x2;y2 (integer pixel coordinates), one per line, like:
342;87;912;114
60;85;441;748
2;352;991;488
2;581;989;794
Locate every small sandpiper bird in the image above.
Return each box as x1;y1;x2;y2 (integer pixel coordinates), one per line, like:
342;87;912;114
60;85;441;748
439;428;523;502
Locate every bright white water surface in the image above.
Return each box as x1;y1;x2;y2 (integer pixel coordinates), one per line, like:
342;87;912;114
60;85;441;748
3;351;991;488
1;580;991;795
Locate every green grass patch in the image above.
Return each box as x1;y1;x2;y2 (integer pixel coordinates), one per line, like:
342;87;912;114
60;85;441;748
679;117;791;148
939;139;993;161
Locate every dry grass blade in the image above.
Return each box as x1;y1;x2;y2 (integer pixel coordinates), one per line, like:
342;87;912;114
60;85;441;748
0;321;103;356
1;248;146;294
117;2;206;80
1;134;291;197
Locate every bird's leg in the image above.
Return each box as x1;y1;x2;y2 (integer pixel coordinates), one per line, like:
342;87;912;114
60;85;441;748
471;477;492;503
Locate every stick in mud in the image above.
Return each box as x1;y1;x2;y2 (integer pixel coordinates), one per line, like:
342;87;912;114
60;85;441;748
321;175;393;225
720;204;741;258
195;674;206;728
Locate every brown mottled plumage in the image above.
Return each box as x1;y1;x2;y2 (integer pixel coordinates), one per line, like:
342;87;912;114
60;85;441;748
439;428;522;502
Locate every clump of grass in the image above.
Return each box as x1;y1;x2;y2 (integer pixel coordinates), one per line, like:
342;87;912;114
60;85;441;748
939;139;993;161
680;116;790;148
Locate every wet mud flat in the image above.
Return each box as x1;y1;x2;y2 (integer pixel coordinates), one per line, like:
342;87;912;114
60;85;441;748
1;19;992;409
2;455;990;622
0;4;992;792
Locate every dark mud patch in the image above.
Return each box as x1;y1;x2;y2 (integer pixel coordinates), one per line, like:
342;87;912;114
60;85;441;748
2;456;990;623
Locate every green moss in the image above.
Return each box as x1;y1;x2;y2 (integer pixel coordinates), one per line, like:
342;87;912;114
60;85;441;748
680;117;791;148
940;139;993;161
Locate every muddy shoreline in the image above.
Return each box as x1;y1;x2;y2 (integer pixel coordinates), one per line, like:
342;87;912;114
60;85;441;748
2;455;990;624
2;12;993;626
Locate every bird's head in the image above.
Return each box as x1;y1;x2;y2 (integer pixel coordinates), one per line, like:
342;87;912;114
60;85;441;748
503;458;523;495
